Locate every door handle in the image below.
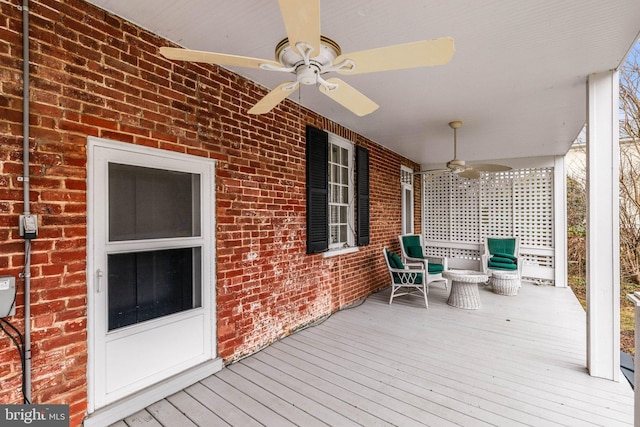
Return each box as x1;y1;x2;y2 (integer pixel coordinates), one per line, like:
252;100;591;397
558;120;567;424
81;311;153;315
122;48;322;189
96;269;103;293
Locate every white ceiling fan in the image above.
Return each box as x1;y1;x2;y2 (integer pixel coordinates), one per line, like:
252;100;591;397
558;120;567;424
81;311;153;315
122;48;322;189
417;121;512;179
159;0;455;117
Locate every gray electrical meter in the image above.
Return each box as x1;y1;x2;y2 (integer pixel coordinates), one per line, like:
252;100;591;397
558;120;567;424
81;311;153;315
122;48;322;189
0;276;16;318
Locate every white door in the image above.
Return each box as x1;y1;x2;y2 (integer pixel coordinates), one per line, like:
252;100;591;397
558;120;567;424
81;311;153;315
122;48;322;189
88;138;215;410
401;166;414;235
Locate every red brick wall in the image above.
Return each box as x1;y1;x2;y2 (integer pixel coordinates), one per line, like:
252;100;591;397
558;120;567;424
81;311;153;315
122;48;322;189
0;0;420;425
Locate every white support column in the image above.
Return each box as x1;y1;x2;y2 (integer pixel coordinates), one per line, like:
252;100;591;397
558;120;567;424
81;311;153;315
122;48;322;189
586;70;620;381
626;292;640;426
553;155;567;287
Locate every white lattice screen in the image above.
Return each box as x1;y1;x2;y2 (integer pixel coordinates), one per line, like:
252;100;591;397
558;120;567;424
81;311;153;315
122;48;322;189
422;168;555;282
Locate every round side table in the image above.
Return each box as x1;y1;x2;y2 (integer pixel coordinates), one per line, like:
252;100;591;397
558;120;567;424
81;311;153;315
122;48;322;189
490;270;520;296
442;270;489;309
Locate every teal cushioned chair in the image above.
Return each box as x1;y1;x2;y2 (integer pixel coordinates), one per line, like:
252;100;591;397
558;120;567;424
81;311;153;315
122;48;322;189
398;234;448;290
481;237;522;279
382;247;428;308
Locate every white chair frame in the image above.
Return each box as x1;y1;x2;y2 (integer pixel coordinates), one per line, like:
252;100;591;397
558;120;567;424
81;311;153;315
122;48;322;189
398;234;448;290
382;247;428;308
481;236;523;279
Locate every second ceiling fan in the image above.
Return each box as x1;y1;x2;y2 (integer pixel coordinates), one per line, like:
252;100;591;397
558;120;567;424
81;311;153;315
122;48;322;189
418;121;512;179
159;0;455;116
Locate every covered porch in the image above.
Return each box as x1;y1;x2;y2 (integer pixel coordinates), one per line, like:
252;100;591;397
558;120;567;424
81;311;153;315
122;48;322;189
69;1;640;424
111;282;633;426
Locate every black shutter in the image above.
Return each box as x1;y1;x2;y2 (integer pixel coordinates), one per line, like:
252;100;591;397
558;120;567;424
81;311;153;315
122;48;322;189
356;146;370;246
306;126;329;254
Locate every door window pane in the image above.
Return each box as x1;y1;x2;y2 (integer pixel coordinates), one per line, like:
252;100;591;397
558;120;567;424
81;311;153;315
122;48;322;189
404;187;412;234
107;247;202;331
109;163;201;241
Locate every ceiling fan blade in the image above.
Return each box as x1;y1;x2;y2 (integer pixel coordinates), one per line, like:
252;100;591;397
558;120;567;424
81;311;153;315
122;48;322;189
469;163;512;172
278;0;321;55
248;82;299;115
413;168;449;175
160;47;280;69
319;78;379;117
335;37;455;75
421;171;448;182
457;169;482;179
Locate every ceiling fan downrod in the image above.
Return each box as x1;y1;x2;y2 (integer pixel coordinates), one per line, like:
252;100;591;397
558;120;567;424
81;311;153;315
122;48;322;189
449;120;462;160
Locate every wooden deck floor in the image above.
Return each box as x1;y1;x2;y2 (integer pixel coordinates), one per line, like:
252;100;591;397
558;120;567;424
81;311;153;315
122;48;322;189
110;282;634;426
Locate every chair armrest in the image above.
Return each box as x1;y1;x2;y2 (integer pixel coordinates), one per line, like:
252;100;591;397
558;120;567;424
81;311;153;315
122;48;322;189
404;260;426;270
516;256;523;277
403;255;426;269
388;266;426;285
426;255;447;268
480;253;490;274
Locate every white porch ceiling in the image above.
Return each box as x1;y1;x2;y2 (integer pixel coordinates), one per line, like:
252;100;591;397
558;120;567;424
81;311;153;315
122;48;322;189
86;0;640;167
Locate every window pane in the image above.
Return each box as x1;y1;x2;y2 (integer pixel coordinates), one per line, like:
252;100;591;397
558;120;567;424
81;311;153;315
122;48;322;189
335;185;343;204
331;144;339;163
107;247;202;331
330;205;339;223
340;147;348;165
339;225;347;243
331;164;339;183
341;167;349;185
340;206;348;222
404;187;412;234
330;225;339;244
342;186;349;203
109;163;201;241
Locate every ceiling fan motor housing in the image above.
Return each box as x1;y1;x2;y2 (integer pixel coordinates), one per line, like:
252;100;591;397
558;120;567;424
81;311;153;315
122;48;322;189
276;36;341;85
446;158;466;172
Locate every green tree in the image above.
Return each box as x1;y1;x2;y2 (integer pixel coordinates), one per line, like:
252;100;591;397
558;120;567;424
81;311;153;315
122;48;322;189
619;42;640;284
567;176;586;277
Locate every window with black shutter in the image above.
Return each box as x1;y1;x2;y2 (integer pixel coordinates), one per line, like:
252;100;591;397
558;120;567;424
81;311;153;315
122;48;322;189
356;146;370;246
306;126;370;254
306;126;329;253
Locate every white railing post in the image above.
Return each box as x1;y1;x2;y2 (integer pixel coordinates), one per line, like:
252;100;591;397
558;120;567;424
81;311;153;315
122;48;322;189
626;291;640;426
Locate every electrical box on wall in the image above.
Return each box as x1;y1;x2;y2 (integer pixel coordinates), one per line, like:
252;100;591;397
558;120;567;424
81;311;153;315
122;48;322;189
0;276;16;318
19;214;38;239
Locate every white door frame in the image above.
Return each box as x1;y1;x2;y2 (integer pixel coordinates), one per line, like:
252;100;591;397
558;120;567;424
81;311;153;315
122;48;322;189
86;137;221;424
401;165;414;235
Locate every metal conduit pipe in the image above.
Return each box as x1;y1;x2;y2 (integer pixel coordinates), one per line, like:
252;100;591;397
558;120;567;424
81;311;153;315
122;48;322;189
21;0;32;403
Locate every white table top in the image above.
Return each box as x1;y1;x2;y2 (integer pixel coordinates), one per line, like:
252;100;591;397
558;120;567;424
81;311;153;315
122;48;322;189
442;270;489;283
491;269;519;278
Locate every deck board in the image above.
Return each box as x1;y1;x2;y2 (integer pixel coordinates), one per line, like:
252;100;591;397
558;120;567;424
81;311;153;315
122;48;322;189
111;282;634;427
146;400;198;427
165;391;231;427
240;356;365;426
199;374;296;427
215;366;328;427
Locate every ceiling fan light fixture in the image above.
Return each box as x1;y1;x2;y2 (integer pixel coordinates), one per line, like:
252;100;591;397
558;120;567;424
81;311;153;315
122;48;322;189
446;158;466;173
275;35;341;72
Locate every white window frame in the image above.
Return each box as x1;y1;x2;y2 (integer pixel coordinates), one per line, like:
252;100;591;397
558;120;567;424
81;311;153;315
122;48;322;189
327;133;355;251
